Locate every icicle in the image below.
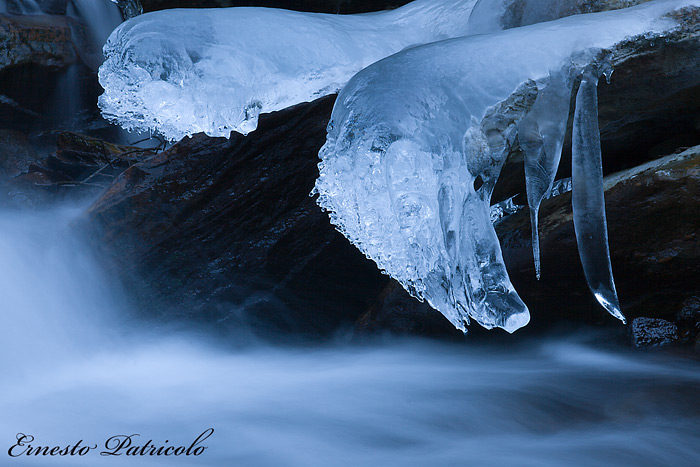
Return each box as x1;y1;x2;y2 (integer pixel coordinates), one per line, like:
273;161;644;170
517;68;572;279
571;66;626;323
453;181;530;333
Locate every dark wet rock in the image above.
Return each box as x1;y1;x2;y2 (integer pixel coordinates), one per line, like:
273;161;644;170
140;0;410;14
0;129;41;180
629;317;679;348
0;14;77;72
356;280;462;339
3;132;152;206
676;296;700;341
88;95;388;338
0;13;103;130
498;146;700;326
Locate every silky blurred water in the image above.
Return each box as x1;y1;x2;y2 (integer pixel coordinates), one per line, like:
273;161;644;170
1;207;699;466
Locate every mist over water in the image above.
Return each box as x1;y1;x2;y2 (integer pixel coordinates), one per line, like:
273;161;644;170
1;205;699;466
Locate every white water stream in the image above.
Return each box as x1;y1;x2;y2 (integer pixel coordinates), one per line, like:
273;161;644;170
0;205;699;466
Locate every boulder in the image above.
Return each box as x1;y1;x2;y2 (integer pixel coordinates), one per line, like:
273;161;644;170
629;317;679;348
0;14;77;72
0;14;86;129
676;296;700;342
88;95;388;338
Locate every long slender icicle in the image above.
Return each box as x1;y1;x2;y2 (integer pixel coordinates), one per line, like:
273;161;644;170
518;69;571;279
571;68;625;323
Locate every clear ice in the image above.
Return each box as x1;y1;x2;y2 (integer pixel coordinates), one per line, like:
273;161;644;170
97;0;481;140
315;0;693;332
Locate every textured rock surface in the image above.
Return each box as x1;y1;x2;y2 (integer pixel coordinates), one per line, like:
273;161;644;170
0;129;41;181
629;317;679;348
88;95;388;338
0;14;77;72
676;296;700;342
1;132;152;206
0;13;105;130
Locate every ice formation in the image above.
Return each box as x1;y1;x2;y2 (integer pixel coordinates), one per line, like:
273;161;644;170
467;0;653;34
315;0;695;332
110;0;143;19
98;0;480;140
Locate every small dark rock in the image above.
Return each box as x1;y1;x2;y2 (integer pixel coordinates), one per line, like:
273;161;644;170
629;317;679;348
676;296;700;341
677;296;700;324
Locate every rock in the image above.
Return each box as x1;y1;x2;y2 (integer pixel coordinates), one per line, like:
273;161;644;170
498;146;700;326
3;132;153;206
0;129;41;180
629;317;679;348
676;296;700;341
0;14;77;72
88;95;388;338
0;14;80;129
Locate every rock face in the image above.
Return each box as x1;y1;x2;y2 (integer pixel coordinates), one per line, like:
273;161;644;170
1;131;152;206
0;129;41;181
0;14;77;72
676;296;700;342
88;95;387;338
629;318;679;348
0;12;105;130
497;0;653;30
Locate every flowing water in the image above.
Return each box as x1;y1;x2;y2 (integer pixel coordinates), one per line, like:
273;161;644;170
0;205;699;466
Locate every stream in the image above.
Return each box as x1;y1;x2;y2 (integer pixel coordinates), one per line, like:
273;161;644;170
1;205;699;466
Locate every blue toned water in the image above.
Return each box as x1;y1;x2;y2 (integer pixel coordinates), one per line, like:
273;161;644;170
0;206;699;466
